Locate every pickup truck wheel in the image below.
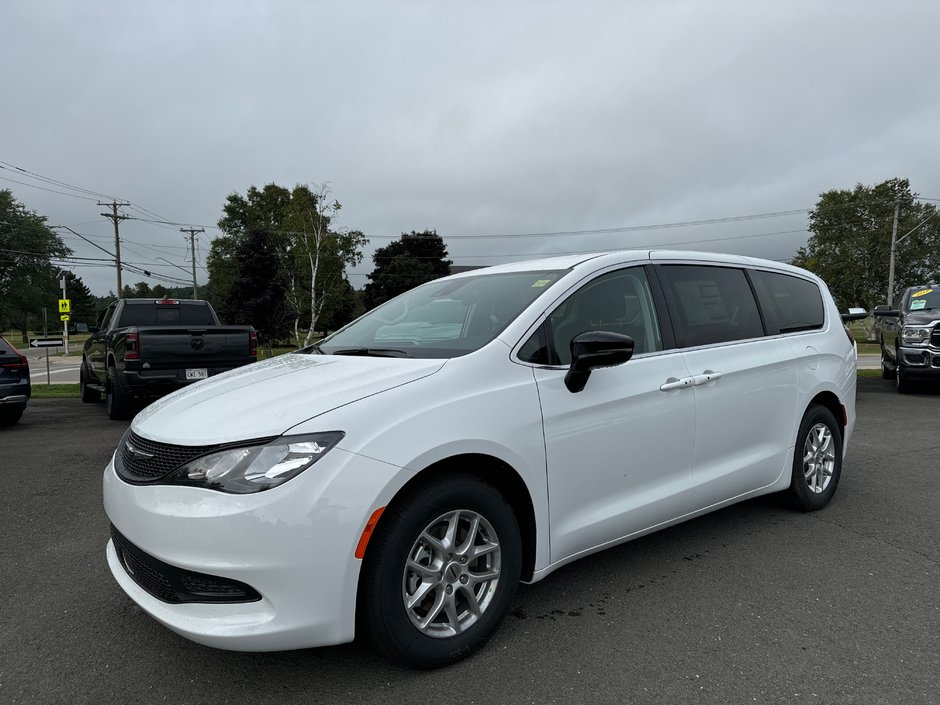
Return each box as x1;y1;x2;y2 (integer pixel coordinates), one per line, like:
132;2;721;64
106;367;133;420
895;363;913;394
880;346;893;380
788;405;842;512
80;363;100;403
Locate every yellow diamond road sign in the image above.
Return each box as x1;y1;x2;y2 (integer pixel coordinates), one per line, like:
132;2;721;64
58;298;71;314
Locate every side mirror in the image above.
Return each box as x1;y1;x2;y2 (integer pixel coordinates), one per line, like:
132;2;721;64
840;307;869;322
76;323;89;333
872;307;900;318
565;331;635;393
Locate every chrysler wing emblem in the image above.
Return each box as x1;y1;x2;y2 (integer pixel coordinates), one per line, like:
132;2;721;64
125;441;154;460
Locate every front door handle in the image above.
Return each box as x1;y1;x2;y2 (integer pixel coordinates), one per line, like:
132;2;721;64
690;370;724;386
660;377;694;392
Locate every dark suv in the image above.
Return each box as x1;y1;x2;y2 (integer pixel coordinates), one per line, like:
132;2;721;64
0;336;31;425
874;284;940;393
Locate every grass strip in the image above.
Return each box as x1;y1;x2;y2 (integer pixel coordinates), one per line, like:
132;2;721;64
31;383;81;399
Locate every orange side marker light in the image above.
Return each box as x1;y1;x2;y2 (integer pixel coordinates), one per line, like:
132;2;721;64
355;507;386;559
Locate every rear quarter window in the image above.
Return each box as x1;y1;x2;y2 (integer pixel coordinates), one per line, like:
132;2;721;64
751;271;825;334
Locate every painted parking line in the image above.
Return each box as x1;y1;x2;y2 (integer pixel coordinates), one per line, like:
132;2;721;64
30;367;80;378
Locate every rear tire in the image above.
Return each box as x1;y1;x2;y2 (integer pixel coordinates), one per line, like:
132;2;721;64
360;472;521;668
106;367;133;420
80;363;100;403
789;405;842;511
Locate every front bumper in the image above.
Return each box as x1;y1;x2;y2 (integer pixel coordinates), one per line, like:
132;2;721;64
103;446;408;651
897;346;940;376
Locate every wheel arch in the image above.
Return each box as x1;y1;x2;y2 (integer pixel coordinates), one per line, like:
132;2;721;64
805;390;845;433
360;453;538;583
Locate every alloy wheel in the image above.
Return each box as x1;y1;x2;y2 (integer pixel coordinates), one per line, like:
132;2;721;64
401;509;501;638
803;422;835;494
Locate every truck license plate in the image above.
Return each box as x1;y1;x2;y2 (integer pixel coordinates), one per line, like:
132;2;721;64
186;368;208;380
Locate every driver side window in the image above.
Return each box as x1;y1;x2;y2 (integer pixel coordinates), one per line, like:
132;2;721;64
520;267;663;366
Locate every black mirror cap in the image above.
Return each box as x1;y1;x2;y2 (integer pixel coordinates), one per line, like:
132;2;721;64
872;308;900;318
565;331;635;393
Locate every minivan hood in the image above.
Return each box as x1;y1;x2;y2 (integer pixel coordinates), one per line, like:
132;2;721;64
132;353;446;444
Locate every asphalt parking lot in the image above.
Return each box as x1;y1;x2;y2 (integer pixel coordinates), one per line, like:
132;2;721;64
1;378;938;705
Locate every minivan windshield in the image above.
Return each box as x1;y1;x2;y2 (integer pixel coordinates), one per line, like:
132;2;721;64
313;270;566;359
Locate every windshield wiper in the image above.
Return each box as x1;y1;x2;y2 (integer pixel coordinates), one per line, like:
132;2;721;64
329;347;412;358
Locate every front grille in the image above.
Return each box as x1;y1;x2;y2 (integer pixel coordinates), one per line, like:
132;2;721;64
932;328;940;346
118;431;221;481
110;525;261;604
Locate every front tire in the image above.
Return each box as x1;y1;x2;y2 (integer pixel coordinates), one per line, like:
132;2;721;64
895;362;913;394
106;367;133;420
360;472;521;668
789;405;843;511
880;344;893;380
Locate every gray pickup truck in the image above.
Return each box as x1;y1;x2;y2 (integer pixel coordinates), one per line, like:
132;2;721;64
874;284;940;393
81;298;257;419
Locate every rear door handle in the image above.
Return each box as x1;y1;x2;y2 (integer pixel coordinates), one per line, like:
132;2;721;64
660;377;694;392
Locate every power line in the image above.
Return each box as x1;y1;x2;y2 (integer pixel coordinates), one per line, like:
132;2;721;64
0;160;118;200
0;175;100;201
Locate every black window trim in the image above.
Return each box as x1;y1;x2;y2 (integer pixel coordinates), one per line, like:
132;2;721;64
513;262;677;368
652;262;768;350
748;266;829;337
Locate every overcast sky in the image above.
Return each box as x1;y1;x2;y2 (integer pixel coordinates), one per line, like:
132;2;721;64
3;1;939;295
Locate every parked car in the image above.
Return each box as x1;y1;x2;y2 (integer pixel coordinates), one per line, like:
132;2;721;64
873;284;940;393
0;336;30;425
103;251;864;667
81;298;258;419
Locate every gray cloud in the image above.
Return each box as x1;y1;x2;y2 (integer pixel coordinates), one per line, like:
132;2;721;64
3;0;939;293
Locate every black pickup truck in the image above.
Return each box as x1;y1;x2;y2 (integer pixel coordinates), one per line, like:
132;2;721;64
81;298;257;419
874;284;940;393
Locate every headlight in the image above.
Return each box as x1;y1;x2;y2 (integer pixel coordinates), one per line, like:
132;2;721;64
901;326;931;344
167;432;344;494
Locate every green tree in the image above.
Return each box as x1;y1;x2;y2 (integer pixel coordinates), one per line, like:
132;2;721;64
0;190;71;338
792;178;940;310
63;272;97;327
218;228;290;346
209;183;367;345
317;277;357;334
364;230;452;309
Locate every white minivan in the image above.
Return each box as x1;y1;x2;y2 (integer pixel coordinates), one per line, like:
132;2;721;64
103;250;862;667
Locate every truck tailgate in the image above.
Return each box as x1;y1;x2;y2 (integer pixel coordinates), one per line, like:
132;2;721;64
137;327;252;368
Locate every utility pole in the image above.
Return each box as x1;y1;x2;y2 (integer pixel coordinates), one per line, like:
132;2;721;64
887;204;940;305
886;202;900;305
98;200;131;297
180;227;204;299
59;271;68;355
